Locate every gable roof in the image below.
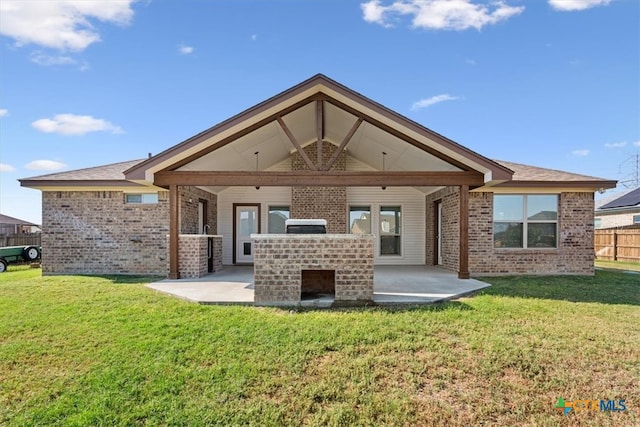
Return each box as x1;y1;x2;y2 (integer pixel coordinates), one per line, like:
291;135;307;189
18;75;616;193
599;187;640;209
124;74;513;186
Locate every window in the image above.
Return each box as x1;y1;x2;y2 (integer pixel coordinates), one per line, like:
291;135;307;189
494;195;558;248
380;206;401;255
594;218;602;229
349;206;371;234
268;206;289;233
634;215;640;224
125;193;158;204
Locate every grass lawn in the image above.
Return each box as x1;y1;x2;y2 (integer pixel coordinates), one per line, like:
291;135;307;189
596;259;640;272
1;267;638;426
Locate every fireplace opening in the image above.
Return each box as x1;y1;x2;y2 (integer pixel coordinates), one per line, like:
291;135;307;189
301;269;335;299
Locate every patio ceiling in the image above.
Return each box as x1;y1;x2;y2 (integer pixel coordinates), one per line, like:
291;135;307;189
176;101;460;174
125;75;513;191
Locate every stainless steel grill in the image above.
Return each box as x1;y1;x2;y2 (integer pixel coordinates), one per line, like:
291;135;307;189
285;219;327;234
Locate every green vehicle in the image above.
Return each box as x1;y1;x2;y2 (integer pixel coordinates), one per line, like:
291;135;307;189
0;245;41;273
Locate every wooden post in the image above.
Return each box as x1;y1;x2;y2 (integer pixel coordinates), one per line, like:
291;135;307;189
458;185;470;279
613;230;618;261
168;184;180;279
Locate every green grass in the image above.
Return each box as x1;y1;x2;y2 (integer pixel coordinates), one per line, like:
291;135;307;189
596;259;640;272
1;266;639;426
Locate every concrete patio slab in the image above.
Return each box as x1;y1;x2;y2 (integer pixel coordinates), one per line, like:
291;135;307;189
147;265;490;306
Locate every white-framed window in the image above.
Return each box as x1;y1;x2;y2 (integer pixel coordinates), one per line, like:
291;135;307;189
349;206;371;234
594;218;602;229
633;215;640;224
493;194;558;248
268;206;290;233
125;193;158;204
380;206;401;255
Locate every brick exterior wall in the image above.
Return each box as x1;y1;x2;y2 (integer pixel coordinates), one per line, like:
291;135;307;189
177;235;208;278
427;189;596;275
291;142;347;234
468;192;595;275
41;187;221;276
179;186;217;234
426;187;460;271
253;234;374;305
41;190;169;275
175;235;223;278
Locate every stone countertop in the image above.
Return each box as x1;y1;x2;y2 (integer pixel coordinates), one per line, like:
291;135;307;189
251;234;374;239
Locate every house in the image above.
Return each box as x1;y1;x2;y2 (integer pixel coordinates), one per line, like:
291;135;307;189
20;74;616;279
595;187;640;229
0;214;41;235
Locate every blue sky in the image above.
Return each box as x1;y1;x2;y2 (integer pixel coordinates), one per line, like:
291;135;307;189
0;0;638;224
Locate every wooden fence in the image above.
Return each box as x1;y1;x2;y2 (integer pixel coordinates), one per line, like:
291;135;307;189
595;229;640;262
0;233;41;248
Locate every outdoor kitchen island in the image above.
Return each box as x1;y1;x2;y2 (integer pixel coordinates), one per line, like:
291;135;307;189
252;220;374;306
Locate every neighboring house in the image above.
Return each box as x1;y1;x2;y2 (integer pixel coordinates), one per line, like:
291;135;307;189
595;188;640;229
20;74;616;278
0;214;41;235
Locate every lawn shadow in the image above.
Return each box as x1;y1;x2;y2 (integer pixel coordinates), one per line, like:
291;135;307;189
74;275;165;285
290;300;474;314
478;270;640;306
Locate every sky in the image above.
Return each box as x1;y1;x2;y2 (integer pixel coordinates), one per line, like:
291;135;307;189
0;0;638;225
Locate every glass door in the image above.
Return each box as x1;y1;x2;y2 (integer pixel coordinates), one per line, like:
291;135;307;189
235;205;259;263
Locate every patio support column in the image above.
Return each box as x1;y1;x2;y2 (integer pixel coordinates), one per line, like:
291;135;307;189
169;184;180;279
458;185;470;279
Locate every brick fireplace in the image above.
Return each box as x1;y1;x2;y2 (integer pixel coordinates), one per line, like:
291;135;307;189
252;234;374;305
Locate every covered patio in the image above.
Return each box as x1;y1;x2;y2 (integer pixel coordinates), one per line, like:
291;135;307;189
147;265;490;307
124;74;514;283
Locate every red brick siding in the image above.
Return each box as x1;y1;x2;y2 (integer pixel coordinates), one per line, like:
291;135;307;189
427;189;596;275
291;142;347;234
179;186;217;234
41;190;169;275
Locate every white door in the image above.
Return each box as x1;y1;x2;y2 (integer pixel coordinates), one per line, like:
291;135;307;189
437;202;443;265
236;206;258;263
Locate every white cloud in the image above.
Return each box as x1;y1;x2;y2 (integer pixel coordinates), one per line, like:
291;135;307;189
0;0;136;51
411;94;460;110
0;109;7;117
32;114;123;136
548;0;611;11
30;52;76;66
25;160;67;171
361;0;525;31
634;141;640;147
572;149;590;157
0;163;16;172
465;58;477;65
178;44;194;55
251;34;258;41
604;141;627;148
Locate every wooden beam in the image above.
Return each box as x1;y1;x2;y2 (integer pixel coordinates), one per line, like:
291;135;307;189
277;117;317;171
154;170;484;187
317;100;323;170
322;95;472;172
325;117;363;171
458;185;470;279
168;184;180;279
